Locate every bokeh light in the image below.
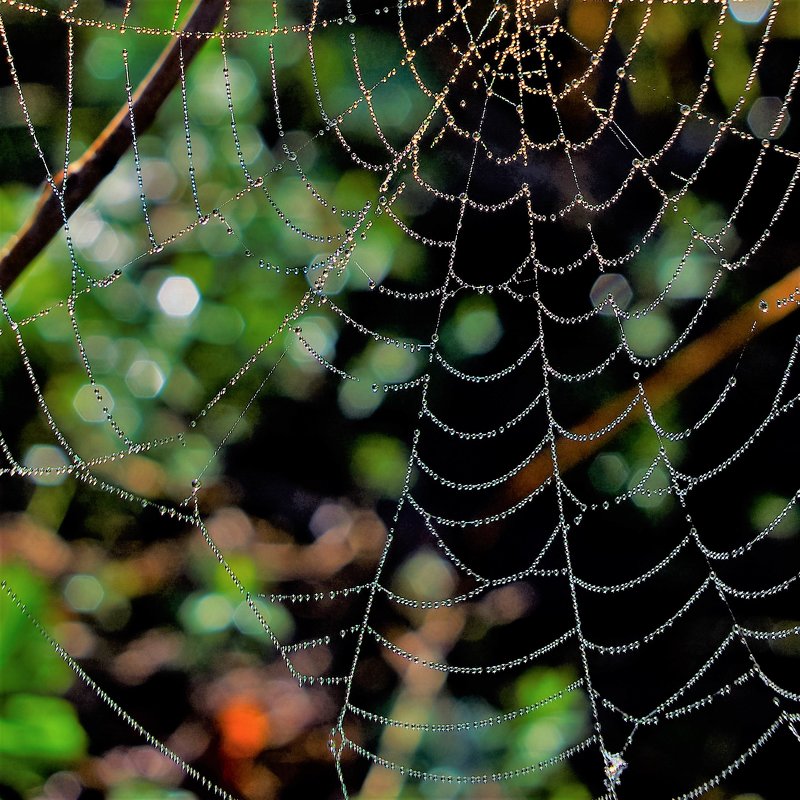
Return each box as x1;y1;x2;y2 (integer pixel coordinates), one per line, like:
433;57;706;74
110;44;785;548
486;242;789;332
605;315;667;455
157;276;200;318
22;445;70;486
125;359;166;399
728;0;772;24
590;273;633;314
73;383;114;422
748;96;790;140
63;574;105;613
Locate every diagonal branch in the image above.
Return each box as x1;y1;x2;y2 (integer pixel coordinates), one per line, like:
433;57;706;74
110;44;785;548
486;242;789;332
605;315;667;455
0;0;227;294
506;266;800;504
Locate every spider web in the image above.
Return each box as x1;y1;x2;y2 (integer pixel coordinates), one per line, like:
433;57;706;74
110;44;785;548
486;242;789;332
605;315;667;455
1;0;799;797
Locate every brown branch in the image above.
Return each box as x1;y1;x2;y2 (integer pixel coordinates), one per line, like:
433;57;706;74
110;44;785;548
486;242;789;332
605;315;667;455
506;265;800;505
0;0;227;294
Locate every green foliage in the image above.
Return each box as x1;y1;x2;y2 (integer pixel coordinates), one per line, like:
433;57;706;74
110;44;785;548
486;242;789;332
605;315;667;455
351;433;410;497
0;565;87;792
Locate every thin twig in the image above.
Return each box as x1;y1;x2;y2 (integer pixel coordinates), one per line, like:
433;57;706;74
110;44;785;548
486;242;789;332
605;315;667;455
0;0;227;294
507;266;800;503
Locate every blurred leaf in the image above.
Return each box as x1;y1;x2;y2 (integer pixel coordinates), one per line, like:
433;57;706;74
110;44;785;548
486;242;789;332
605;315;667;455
0;694;86;763
0;565;74;697
351;433;410;498
109;779;197;800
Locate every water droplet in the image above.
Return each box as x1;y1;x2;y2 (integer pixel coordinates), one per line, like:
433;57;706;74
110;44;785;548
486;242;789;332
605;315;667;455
759;299;769;313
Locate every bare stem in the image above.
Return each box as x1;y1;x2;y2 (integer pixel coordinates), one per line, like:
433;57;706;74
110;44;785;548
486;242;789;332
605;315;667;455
0;0;227;294
507;266;800;503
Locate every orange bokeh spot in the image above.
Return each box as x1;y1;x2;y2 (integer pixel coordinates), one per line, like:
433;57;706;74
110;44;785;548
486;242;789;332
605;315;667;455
217;697;271;759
